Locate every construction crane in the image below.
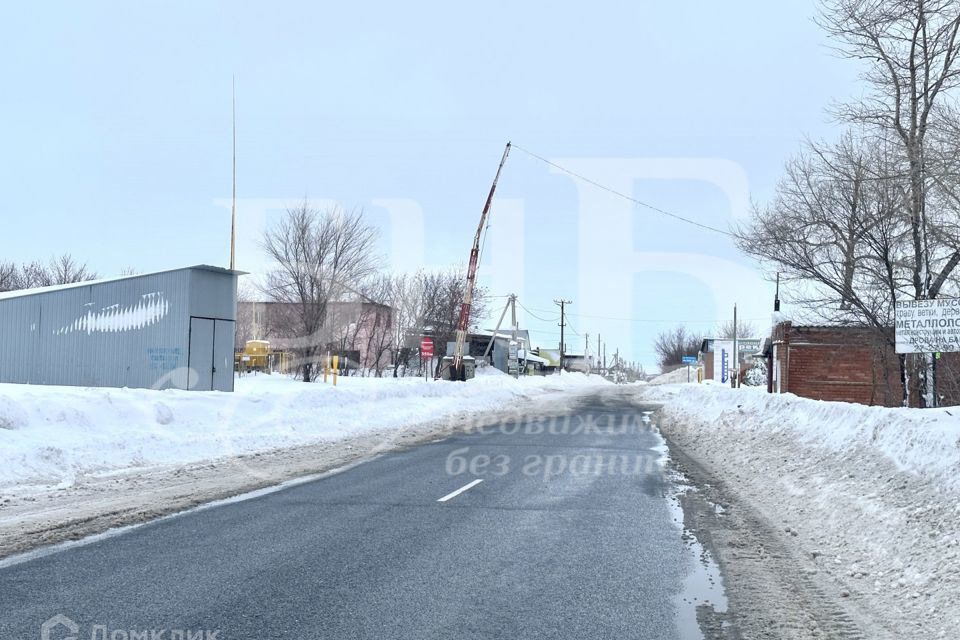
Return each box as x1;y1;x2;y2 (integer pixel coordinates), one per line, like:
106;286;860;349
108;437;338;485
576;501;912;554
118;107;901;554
442;141;512;381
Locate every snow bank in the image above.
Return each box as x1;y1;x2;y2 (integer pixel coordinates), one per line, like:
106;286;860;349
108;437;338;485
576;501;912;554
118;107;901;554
0;372;606;493
651;384;960;492
648;366;699;385
646;383;960;637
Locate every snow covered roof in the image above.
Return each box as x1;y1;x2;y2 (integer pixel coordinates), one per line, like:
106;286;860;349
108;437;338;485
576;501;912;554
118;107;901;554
0;265;246;302
470;329;530;343
470;329;511;338
518;350;548;364
757;337;772;357
789;324;884;330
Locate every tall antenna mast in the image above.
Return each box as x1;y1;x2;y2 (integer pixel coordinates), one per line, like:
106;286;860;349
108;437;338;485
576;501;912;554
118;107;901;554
229;76;237;270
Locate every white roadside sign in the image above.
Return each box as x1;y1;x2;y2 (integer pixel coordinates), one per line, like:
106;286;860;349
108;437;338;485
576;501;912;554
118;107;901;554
895;298;960;353
712;339;733;383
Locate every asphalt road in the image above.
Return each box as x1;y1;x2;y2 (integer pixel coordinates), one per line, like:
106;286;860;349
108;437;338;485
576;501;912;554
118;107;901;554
0;393;712;640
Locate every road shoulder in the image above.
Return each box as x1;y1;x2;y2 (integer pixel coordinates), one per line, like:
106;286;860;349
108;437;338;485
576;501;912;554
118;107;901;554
663;431;871;639
0;390;592;561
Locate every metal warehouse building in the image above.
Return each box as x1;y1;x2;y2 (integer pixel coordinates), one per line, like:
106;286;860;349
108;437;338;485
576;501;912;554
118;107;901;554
0;265;241;391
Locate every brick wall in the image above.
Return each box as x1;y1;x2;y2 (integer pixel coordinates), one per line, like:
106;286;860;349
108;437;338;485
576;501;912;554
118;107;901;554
765;322;960;406
771;322;902;406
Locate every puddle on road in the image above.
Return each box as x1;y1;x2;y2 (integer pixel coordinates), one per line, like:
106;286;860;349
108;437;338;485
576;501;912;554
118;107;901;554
649;418;730;640
667;491;729;639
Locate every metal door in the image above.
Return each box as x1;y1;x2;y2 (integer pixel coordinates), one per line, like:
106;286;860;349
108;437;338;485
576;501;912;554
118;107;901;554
188;317;215;390
212;319;235;392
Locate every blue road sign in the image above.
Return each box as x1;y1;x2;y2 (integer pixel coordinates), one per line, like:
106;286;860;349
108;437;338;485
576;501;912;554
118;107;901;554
681;356;697;364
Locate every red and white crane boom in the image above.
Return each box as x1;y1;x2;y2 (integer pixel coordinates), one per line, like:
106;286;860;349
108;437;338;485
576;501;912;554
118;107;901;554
447;141;512;380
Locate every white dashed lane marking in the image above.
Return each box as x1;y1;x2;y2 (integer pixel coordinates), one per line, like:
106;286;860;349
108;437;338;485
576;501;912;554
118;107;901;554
437;479;484;503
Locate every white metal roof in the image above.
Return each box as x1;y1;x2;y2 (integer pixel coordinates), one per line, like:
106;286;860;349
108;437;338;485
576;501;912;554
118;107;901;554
0;264;246;302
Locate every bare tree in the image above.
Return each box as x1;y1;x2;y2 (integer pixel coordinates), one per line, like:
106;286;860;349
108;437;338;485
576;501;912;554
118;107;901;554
19;261;53;288
739;133;905;326
373;269;490;378
377;273;420;377
357;274;396;377
420;269;489;377
0;254;97;291
384;272;437;377
394;274;423;376
738;1;960;405
47;254;97;285
737;131;918;403
262;203;380;381
0;261;17;292
817;0;960;405
653;325;703;371
717;319;758;339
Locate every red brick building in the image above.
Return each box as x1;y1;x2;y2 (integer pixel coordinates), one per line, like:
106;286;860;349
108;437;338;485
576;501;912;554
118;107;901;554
764;321;960;407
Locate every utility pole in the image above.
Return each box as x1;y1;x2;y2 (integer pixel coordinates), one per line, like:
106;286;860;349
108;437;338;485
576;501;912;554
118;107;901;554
554;299;572;374
584;333;589;375
733;303;738;389
510;295;518;345
510;295;520;376
483;294;515;363
774;272;781;312
597;334;601;373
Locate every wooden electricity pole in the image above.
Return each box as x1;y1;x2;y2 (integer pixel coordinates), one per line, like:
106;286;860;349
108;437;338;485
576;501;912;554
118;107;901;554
554;299;572;373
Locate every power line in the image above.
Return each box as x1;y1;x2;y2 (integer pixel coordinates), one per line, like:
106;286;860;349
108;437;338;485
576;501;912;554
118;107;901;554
511;143;735;238
518;298;766;325
526;329;566;337
515;300;560;322
522;305;769;324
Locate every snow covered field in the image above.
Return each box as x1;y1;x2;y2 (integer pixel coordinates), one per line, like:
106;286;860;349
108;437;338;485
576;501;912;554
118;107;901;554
0;369;606;495
645;382;960;639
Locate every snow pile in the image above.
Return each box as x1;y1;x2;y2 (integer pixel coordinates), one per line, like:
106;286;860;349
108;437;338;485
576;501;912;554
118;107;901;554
653;384;960;492
0;372;606;493
648;366;699;385
646;383;960;637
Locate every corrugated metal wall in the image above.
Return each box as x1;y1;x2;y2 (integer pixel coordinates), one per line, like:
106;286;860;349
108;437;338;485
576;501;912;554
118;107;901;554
0;267;238;391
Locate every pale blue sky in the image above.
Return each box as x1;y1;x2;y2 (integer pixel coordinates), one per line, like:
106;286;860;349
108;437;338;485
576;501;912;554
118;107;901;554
0;1;860;369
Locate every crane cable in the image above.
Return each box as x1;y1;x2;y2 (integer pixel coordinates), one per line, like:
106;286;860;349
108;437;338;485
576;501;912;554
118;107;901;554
511;143;736;238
